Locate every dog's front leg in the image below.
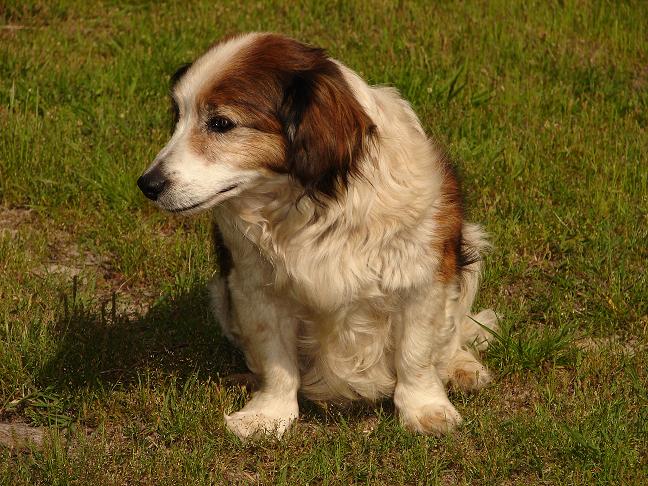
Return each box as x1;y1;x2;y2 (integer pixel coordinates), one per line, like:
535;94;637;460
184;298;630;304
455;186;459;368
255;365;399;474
393;284;463;435
223;273;300;440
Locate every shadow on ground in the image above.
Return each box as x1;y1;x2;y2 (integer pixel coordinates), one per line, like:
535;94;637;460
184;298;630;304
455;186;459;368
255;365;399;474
34;279;389;430
37;281;246;393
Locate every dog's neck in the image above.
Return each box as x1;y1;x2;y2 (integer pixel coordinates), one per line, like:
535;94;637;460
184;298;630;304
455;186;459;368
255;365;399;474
219;175;348;256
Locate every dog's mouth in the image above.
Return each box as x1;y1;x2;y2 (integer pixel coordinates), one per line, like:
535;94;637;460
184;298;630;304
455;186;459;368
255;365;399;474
169;183;240;213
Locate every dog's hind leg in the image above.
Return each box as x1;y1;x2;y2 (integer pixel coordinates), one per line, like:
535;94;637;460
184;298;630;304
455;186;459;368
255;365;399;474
460;309;499;352
455;224;499;351
393;284;463;435
439;223;499;392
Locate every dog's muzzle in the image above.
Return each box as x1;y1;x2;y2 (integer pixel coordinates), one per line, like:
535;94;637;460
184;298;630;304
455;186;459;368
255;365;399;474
137;167;167;201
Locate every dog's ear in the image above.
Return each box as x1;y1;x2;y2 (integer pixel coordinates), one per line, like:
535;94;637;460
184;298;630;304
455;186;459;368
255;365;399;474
170;63;192;88
169;63;192;129
278;51;375;199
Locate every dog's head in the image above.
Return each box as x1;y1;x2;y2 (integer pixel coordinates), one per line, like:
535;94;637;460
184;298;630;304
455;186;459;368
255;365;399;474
137;33;375;213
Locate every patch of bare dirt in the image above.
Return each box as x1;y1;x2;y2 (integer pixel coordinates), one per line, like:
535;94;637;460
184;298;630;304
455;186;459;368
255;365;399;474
498;375;542;416
0;422;44;450
0;207;34;237
221;469;260;484
36;225;111;276
632;64;648;92
1;206;155;317
575;335;643;356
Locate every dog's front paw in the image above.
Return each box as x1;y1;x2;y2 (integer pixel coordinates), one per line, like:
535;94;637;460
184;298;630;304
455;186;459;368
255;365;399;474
224;399;298;440
224;411;295;440
398;401;462;436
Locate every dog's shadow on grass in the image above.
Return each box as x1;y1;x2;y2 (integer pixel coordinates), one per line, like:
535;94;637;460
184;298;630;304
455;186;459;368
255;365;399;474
36;279;387;432
38;280;246;393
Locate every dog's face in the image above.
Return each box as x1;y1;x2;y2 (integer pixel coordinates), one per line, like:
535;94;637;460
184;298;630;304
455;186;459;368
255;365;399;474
137;33;375;213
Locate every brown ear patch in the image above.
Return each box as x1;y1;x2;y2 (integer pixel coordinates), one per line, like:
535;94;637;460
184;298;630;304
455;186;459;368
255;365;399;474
275;42;377;198
281;73;377;198
195;33;377;199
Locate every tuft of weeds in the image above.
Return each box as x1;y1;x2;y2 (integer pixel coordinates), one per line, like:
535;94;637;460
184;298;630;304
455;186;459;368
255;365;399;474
3;386;74;428
483;316;578;374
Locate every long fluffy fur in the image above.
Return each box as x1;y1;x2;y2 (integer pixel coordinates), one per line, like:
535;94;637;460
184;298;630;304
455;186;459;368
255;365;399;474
138;33;499;440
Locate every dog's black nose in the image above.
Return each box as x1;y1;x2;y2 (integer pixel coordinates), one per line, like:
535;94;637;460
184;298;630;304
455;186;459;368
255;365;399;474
137;168;167;201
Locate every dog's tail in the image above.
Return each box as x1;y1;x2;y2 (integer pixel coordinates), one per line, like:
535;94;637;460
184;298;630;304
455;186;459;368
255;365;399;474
456;223;499;350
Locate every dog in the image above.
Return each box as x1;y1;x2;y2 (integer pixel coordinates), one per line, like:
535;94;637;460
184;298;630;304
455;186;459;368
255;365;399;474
137;32;498;440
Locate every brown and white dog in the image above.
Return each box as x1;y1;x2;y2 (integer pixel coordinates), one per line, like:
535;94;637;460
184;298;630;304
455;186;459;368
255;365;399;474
137;33;498;440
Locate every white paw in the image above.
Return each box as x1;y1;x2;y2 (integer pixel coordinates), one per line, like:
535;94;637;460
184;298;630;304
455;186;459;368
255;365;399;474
224;399;298;440
398;401;463;436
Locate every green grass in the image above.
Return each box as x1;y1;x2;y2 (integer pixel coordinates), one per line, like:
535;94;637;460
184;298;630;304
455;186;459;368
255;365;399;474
1;0;646;484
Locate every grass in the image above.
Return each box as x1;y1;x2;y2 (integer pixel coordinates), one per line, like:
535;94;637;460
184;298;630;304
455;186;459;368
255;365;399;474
0;0;646;484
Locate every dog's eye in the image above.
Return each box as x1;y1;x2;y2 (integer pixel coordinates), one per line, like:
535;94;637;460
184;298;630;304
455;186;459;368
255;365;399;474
206;116;234;133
